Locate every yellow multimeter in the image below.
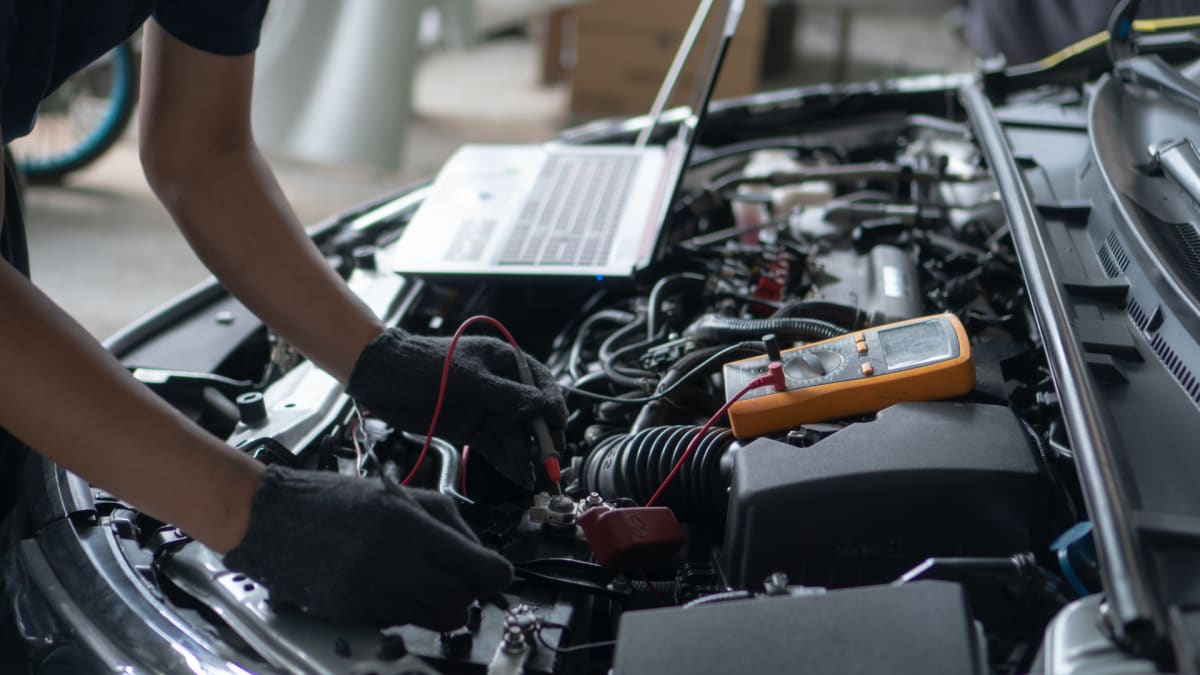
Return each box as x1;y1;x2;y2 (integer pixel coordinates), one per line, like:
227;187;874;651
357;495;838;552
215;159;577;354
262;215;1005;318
723;313;975;438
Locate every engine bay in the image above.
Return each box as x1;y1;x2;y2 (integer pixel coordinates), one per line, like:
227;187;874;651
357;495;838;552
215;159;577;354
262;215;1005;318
93;89;1098;675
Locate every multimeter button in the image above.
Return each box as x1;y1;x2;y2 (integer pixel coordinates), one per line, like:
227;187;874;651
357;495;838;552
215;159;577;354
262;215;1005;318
855;341;868;354
861;362;874;376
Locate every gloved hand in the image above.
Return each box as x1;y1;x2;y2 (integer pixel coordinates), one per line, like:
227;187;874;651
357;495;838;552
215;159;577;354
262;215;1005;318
347;328;568;488
224;465;512;630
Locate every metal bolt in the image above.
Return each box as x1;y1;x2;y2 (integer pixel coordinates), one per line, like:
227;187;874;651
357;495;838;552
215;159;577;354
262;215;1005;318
215;311;235;325
584;492;605;508
504;605;533;629
501;625;528;654
763;572;790;596
543;495;578;531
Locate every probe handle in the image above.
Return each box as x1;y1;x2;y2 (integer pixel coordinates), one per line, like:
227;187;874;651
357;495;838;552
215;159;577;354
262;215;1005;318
512;351;562;470
530;416;558;460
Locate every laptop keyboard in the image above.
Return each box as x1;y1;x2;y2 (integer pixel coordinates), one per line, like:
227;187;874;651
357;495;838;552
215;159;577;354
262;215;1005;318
497;152;640;266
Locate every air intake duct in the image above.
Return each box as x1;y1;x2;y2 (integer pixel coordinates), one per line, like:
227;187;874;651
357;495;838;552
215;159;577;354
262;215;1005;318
581;425;737;520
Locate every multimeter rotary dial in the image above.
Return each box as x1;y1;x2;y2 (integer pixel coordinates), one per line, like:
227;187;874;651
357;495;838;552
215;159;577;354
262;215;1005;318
782;348;846;384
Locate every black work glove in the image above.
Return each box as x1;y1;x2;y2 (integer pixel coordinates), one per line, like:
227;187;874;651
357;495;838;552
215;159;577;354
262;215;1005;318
347;328;568;488
224;465;512;630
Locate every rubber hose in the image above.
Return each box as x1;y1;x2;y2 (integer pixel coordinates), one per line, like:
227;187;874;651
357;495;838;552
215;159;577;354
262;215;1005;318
581;425;737;519
630;344;759;433
647;273;707;339
770;300;868;330
598;316;648;363
683;314;846;344
630;386;722;433
569;309;638;379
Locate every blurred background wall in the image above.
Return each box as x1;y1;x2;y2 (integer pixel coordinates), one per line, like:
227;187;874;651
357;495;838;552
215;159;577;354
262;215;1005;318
23;0;977;338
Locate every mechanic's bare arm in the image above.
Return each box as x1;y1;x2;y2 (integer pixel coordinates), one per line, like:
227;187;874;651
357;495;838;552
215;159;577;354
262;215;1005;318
138;22;384;384
0;256;263;553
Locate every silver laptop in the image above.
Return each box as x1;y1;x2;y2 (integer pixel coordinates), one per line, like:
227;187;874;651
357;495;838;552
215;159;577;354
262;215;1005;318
387;0;744;279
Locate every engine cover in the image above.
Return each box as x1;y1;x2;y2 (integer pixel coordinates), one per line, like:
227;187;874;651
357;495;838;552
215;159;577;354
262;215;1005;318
724;401;1040;587
811;244;924;324
613;581;983;675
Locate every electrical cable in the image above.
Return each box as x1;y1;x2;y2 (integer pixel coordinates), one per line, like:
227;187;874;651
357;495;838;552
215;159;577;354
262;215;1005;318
603;337;662;385
597;316;649;363
562;341;765;404
602;355;654;388
513;557;611;574
400;315;561;488
568;309;636;380
349;416;364;478
535;624;617;654
646;273;707;339
512;558;616;587
644;375;771;507
349;403;379;478
682;590;754;608
511;567;628;599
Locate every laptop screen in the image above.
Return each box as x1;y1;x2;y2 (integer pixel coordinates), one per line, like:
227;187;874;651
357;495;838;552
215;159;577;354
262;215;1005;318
634;0;744;260
679;0;744;153
636;0;745;151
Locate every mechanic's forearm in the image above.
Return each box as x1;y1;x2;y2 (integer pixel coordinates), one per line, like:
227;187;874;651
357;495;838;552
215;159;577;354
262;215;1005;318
145;146;383;383
0;262;262;552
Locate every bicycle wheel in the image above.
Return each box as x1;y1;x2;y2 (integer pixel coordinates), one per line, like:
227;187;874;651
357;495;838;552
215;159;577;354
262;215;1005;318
11;40;139;182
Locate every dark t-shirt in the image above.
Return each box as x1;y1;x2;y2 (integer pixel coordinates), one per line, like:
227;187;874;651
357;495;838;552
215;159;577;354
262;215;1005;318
0;0;269;524
0;0;270;142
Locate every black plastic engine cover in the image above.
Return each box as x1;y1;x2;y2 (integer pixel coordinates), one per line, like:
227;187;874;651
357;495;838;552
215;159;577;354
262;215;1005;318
613;581;982;675
724;402;1040;588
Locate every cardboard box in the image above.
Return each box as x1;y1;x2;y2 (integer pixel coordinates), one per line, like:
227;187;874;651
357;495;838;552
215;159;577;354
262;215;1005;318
569;0;767;117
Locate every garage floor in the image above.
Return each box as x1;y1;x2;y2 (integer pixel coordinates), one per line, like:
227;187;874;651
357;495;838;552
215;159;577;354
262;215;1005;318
24;7;973;340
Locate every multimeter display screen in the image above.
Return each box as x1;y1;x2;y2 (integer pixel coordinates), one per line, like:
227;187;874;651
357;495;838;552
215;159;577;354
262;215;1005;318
878;319;953;370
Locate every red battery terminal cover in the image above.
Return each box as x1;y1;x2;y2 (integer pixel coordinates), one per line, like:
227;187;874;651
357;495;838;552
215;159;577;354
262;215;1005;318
578;505;685;570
